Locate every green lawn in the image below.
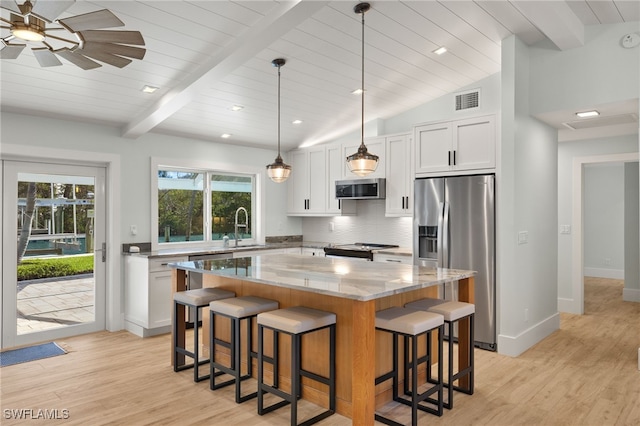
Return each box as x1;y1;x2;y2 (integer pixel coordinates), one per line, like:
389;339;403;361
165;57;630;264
18;255;94;281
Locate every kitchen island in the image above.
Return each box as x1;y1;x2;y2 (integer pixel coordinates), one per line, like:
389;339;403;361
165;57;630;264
170;254;475;426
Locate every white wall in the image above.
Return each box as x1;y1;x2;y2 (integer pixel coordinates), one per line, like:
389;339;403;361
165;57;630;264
624;162;640;301
583;163;625;278
0;112;301;244
499;35;560;357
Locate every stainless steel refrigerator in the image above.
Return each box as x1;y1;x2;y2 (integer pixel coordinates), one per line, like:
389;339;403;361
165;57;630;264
414;174;496;351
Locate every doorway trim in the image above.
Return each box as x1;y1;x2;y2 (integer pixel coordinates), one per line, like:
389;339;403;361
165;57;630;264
571;151;639;314
1;144;122;331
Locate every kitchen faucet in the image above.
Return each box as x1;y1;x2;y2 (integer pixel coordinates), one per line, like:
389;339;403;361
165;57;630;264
234;207;249;247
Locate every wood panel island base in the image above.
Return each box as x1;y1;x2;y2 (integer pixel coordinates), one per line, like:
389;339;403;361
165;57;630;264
170;254;475;426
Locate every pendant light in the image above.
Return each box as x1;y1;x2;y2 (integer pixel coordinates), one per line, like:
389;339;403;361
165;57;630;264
347;2;378;177
266;58;292;183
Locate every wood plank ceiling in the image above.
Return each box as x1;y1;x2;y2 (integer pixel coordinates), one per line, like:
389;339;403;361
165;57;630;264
1;1;638;151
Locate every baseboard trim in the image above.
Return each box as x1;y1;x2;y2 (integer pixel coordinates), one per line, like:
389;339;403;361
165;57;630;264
584;268;624;279
623;288;640;302
497;313;560;357
557;297;579;314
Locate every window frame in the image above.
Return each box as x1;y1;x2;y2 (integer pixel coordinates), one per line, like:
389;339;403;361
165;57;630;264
151;157;265;251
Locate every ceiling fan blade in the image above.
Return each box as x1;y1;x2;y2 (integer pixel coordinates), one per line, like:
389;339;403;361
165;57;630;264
58;9;123;32
0;42;25;59
54;47;100;69
78;30;144;45
0;0;21;15
31;0;75;23
80;49;131;68
82;41;145;60
33;47;62;66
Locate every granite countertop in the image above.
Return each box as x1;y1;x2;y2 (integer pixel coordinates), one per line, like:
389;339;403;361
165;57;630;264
169;254;474;302
375;247;412;256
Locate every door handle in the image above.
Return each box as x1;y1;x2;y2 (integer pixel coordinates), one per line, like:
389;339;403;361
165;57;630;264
453;150;457;166
442;202;450;268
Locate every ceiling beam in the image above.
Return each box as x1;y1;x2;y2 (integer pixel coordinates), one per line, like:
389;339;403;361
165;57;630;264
121;1;328;139
510;1;584;50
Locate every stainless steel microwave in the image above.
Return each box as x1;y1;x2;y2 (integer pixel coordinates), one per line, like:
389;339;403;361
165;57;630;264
335;178;386;200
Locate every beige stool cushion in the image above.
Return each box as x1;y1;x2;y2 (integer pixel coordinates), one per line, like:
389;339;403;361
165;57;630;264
404;298;447;311
210;296;279;318
426;301;475;322
376;307;444;335
173;288;235;307
257;306;336;334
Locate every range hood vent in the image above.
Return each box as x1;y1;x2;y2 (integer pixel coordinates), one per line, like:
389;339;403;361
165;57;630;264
563;113;638;130
455;89;480;111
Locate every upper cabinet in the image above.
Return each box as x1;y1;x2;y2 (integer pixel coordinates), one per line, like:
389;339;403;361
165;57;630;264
415;114;496;175
288;146;326;215
342;137;386;179
287;145;355;217
385;133;413;217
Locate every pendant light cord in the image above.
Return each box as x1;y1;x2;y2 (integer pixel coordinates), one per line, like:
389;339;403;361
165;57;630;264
277;63;282;157
360;8;365;148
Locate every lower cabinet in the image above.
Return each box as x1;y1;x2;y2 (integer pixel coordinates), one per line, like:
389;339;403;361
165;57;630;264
125;255;187;337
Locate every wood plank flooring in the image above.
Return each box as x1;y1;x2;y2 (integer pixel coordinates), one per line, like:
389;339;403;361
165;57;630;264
1;277;638;425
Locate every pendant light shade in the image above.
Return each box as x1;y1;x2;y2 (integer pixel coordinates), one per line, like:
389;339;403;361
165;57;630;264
266;58;292;183
347;2;378;177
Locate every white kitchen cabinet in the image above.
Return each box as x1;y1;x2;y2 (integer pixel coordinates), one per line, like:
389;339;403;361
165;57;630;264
415;115;495;175
385;133;413;217
326;143;357;215
125;255;187;337
342;137;386;179
287;144;355;216
288;146;326;215
373;253;413;264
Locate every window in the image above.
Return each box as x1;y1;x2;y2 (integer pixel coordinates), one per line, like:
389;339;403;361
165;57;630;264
156;167;256;246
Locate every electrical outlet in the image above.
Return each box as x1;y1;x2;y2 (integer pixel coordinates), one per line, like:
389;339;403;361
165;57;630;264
329;222;334;232
130;225;137;236
560;225;571;234
524;308;529;322
605;258;612;266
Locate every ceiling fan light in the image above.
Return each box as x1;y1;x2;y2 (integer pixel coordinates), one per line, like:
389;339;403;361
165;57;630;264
11;27;45;42
347;143;379;177
267;155;292;183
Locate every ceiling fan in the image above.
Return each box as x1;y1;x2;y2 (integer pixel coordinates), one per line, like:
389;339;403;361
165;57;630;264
0;0;145;69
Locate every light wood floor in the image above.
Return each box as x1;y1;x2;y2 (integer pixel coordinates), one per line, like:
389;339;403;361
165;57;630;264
1;277;638;425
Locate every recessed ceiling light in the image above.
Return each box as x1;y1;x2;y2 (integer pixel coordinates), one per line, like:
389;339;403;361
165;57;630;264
351;88;365;95
576;110;600;118
221;133;232;138
292;119;303;125
433;47;447;55
142;85;158;94
231;105;244;111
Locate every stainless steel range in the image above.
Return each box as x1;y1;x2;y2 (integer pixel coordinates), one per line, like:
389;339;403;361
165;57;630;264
323;243;399;261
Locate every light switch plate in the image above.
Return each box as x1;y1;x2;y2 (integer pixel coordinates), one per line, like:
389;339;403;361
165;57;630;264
518;231;528;245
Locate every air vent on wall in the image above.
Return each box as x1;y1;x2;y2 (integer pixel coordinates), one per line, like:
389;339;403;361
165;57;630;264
562;113;639;130
455;89;480;111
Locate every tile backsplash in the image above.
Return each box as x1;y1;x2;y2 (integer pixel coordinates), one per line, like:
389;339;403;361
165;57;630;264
301;200;413;247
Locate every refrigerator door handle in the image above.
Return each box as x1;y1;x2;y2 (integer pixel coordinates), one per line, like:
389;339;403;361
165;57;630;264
437;202;445;266
442;201;450;268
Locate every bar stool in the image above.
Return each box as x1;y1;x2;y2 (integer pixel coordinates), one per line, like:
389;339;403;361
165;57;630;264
209;296;279;403
375;307;444;426
405;299;475;409
173;287;235;382
256;306;336;426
